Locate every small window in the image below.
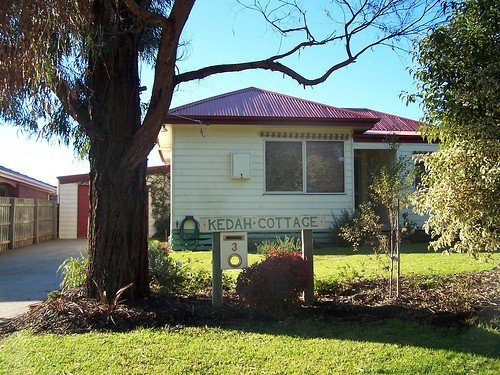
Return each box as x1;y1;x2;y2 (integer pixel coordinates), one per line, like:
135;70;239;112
265;140;344;193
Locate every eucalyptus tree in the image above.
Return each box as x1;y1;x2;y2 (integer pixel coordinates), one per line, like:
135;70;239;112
410;0;500;255
0;0;443;300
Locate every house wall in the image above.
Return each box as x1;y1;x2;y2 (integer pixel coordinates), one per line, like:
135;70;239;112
170;124;354;232
58;182;78;239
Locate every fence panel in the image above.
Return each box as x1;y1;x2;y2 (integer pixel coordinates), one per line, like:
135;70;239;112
37;200;57;242
14;198;35;248
0;197;11;251
0;197;57;252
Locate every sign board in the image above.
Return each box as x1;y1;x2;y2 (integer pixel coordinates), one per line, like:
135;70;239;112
220;232;248;269
201;216;325;232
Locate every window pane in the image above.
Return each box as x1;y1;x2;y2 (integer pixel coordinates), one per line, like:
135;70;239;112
266;141;303;192
306;141;344;193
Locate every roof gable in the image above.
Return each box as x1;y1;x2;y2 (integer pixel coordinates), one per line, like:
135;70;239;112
167;87;378;128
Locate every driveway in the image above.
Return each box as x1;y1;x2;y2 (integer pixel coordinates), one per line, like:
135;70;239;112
0;239;87;320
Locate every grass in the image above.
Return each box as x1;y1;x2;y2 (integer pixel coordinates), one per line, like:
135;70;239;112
171;243;500;282
1;320;499;374
1;243;499;374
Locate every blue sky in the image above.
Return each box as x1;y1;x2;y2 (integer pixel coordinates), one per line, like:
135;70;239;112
0;1;425;186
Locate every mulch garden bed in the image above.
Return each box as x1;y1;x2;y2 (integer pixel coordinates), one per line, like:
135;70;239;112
1;268;498;336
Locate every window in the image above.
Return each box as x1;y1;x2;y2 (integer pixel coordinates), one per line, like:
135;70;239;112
265;140;345;193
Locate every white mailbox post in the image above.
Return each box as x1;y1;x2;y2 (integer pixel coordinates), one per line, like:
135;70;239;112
220;232;248;269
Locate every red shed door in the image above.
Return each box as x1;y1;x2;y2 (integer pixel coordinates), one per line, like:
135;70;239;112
77;184;90;238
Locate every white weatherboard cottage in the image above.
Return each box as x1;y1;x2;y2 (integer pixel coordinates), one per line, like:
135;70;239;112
156;87;437;249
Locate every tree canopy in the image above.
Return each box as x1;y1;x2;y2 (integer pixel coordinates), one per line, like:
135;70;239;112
411;0;500;254
0;0;444;300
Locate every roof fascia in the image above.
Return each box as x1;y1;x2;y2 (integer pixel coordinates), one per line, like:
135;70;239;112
164;116;378;131
0;170;56;193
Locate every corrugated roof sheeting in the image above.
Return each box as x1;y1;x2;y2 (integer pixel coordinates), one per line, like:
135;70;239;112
167;87;424;134
346;108;422;132
169;87;372;120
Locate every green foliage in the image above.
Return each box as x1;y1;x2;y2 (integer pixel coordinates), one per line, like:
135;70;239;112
256;235;301;256
236;252;311;310
148;240;186;295
401;212;418;242
315;263;366;295
148;172;170;240
410;0;500;255
412;141;500;254
369;138;414;230
57;254;88;290
330;209;356;245
340;202;387;253
148;240;232;296
411;0;500;145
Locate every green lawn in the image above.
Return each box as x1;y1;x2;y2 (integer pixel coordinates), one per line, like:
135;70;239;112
171;244;500;282
1;320;499;374
1;244;499;374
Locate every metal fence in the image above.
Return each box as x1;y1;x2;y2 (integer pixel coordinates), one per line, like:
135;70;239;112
0;197;58;252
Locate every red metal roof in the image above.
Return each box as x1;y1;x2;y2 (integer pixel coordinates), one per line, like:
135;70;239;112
346;108;422;132
167;87;378;129
167;87;426;138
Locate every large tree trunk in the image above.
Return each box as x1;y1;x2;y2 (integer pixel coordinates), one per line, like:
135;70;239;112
85;2;150;300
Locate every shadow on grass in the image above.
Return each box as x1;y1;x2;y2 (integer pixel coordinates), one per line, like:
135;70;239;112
199;301;500;359
314;242;434;256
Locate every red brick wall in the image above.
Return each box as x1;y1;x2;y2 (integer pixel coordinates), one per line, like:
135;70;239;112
17;184;53;200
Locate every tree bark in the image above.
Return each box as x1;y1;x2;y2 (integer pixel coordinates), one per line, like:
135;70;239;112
85;1;149;300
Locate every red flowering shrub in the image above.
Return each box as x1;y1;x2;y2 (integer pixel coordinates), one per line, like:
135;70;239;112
236;251;312;310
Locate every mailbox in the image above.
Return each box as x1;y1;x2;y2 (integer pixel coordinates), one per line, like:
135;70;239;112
220;232;248;269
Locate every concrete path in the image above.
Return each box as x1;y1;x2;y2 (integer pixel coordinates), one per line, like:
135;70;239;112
0;239;87;320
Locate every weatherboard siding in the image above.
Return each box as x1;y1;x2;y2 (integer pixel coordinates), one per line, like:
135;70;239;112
58;182;78;239
170;124;354;231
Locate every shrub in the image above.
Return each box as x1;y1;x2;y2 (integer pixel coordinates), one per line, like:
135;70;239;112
58;254;88;290
330;209;356;246
236;251;311;310
340;202;387;253
148;240;186;295
256;235;301;256
148;240;233;296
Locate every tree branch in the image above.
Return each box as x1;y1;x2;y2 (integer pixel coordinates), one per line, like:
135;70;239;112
54;76;92;133
175;55;356;87
176;0;443;88
123;0;172;29
121;0;196;169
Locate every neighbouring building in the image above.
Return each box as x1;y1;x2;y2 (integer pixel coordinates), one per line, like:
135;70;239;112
0;165;57;250
57;165;170;239
0;165;56;200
